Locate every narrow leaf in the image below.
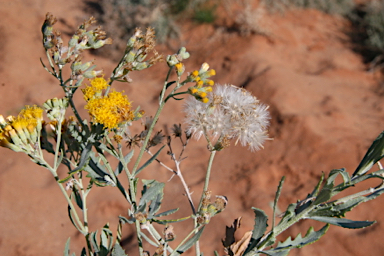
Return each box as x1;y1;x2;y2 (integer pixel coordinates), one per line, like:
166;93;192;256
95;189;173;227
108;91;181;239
67;206;82;232
135;145;165;176
64;237;71;256
154;208;179;217
263;225;329;254
273;177;285;229
72;189;83;210
90;231;100;252
175;227;205;254
352;131;384;178
69;142;93;175
308;216;375;229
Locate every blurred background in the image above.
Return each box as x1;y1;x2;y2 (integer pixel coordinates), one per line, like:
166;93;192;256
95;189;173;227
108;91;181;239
1;0;384;255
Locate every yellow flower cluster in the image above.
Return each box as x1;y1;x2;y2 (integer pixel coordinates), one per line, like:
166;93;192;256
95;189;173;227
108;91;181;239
82;76;110;100
0;105;43;152
188;63;216;103
83;77;134;129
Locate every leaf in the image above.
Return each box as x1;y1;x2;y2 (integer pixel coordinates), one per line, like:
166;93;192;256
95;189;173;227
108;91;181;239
154;208;179;218
148;192;163;217
69;142;93;175
115;150;134;176
64;237;71;256
252;209;269;237
89;231;100;253
277;203;297;227
166;81;176;89
67;205;82;232
262;225;329;255
84;156;115;187
352;130;384;178
313;182;333;205
308;216;375;229
152;215;191;224
115;177;132;204
40;125;55;154
72;188;83;210
112;243;128;256
138;180;165;211
273;177;285;228
174;227;205;255
134;145;165;176
99;224;113;256
244;208;268;254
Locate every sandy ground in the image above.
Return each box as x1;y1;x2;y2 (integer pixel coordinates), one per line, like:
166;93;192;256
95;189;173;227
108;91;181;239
1;1;384;256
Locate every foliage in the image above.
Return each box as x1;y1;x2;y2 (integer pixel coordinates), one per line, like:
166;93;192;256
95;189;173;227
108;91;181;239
1;12;384;256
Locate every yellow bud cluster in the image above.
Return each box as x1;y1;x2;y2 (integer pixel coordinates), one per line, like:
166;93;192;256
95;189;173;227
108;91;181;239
0;105;44;153
188;86;213;103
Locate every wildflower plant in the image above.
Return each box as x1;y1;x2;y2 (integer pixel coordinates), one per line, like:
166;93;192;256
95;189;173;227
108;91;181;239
2;12;384;256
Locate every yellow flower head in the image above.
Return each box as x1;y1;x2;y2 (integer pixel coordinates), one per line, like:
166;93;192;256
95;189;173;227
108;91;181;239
82;76;110;101
84;89;134;129
90;76;110;90
20;105;44;120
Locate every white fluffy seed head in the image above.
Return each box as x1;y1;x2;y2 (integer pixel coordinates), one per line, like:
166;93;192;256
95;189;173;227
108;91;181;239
183;84;271;151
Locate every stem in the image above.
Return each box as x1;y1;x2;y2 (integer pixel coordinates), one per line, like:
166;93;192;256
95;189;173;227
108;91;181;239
197;150;217;212
78;172;89;233
53;120;63;170
135;220;145;256
131;67;172;176
175;160;196;215
68;96;84;126
195;150;216;256
54;175;87;235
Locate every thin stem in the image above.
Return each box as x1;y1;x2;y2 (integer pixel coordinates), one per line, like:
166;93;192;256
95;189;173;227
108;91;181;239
175;160;196;215
54;175;87;235
68;96;84;126
197;150;217;212
78;172;89;233
135;220;145;256
195;150;216;256
53;120;63;170
131;67;172;176
146;150;196;214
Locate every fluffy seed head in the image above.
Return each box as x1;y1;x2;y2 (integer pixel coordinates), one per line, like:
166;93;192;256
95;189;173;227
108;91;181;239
184;84;270;151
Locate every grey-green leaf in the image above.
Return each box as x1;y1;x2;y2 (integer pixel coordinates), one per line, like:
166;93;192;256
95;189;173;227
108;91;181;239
154;208;179;218
308;216;375;229
243;207;269;255
64;237;71;256
352;130;384;178
138;180;165;210
112;243;128;256
174;227;205;255
115;150;134;176
263;225;329;255
134;145;165;176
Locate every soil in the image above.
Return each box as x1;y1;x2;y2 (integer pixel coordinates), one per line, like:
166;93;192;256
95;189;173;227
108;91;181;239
1;1;384;256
